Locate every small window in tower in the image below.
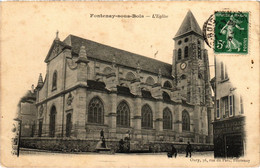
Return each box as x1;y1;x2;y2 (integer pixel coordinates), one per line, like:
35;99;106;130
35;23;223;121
178;49;182;60
180;74;186;80
184;38;189;42
198;73;203;79
184;46;188;58
178;40;182;45
197;40;201;59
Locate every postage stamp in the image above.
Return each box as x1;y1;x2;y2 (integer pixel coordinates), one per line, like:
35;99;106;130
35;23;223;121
214;11;249;54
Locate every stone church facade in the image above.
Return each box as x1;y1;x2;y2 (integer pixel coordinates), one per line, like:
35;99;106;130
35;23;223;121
35;11;213;144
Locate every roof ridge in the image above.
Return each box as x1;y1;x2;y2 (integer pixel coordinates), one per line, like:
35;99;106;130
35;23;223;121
68;34;171;66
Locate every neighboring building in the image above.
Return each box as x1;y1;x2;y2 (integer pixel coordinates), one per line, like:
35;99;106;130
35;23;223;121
17;86;37;137
34;11;213;145
212;59;245;158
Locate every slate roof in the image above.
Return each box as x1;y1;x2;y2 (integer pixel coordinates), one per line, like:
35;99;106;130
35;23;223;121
174;10;202;39
63;35;172;78
20;90;36;103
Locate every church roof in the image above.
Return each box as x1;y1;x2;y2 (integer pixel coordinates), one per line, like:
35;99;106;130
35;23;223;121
63;35;172;78
174;10;202;39
20;90;36;103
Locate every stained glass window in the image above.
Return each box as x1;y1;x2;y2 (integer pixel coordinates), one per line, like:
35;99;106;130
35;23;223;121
141;104;153;129
88;97;104;124
117;101;130;127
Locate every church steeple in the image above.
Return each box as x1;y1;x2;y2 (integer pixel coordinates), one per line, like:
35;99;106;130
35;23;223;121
172;10;209;105
174;10;202;40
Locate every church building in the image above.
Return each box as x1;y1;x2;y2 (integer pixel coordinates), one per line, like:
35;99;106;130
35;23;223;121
35;11;213;145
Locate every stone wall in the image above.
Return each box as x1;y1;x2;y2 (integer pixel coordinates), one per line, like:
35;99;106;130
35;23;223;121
21;137;213;153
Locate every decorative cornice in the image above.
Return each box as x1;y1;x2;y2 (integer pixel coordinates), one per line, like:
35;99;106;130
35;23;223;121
36;83;88;105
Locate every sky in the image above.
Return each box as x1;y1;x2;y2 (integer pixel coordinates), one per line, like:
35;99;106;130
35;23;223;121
1;2;215;100
1;2;259;165
1;1;258;119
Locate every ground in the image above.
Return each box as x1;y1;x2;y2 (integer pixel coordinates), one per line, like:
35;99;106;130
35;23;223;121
20;148;213;157
17;148;215;167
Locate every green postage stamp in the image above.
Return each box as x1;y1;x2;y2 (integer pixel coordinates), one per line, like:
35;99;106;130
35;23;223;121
214;11;249;54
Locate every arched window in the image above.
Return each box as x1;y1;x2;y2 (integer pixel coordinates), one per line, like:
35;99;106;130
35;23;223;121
103;67;113;75
182;110;190;131
162;91;171;102
163;108;172;130
125;72;135;81
146;76;155;85
141;104;153;129
163;81;172;89
184;46;189;58
52;71;57;90
88;97;104;124
116;101;130;127
178;49;182;60
197;40;201;59
49;106;56;137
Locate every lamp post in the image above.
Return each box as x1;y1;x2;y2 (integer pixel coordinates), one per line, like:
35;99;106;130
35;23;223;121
13;118;22;157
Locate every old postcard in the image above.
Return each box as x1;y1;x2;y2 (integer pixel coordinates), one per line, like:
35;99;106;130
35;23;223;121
0;1;259;167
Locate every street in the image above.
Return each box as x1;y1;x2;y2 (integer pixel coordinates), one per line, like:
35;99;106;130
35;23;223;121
20;148;214;157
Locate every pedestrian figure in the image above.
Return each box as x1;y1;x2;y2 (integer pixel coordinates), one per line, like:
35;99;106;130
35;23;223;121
119;139;124;152
167;144;177;158
186;141;192;157
101;137;106;148
100;129;104;139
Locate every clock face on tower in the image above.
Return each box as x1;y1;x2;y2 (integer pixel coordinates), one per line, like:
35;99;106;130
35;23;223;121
180;62;187;70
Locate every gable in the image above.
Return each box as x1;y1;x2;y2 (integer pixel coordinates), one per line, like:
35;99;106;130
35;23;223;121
44;40;71;63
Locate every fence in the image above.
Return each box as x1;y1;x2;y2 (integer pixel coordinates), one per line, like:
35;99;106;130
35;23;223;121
21;123;183;142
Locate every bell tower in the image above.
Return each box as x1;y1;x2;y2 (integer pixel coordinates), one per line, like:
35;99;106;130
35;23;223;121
172;10;211;106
